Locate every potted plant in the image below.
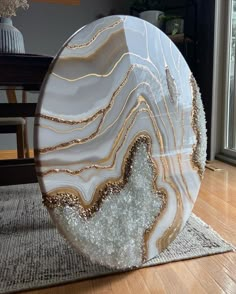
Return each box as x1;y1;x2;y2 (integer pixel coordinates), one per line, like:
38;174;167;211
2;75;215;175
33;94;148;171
0;0;29;53
159;15;184;35
130;0;166;28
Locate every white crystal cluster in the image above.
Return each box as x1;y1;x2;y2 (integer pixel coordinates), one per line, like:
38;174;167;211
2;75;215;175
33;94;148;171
53;142;164;269
193;79;207;176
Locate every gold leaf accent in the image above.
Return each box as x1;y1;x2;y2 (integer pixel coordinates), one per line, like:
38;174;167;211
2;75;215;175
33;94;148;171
66;18;125;50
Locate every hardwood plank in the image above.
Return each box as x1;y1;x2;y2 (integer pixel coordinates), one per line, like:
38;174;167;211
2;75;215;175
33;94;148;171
154;265;189;294
189;256;236;294
184;259;225;293
124;270;151;294
196;197;236;228
0;149;34;159
193;201;236;246
91;276;112;293
211;254;236;284
23;280;94;294
170;262;208;293
199;189;236;217
203;172;236;197
109;273;132;294
139;267;166;294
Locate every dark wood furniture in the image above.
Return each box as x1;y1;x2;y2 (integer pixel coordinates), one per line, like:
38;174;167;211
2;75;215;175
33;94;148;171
0;116;26;158
0;89;30;159
0;54;53;185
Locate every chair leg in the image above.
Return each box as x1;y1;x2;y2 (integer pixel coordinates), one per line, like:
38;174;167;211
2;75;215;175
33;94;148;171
23;123;30;158
5;89;30;158
22;91;30;158
16;125;25;158
6;89;17;103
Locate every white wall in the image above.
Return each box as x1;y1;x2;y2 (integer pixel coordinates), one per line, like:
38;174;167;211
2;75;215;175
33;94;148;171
14;1;129;56
0;0;129;150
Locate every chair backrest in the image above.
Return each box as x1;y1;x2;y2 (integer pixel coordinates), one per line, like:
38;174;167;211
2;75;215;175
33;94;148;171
0;90;28;158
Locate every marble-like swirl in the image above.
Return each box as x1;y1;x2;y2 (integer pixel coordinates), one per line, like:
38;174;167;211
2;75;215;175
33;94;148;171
34;15;207;269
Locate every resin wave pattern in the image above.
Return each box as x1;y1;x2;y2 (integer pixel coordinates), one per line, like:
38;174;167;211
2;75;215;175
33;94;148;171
34;15;207;269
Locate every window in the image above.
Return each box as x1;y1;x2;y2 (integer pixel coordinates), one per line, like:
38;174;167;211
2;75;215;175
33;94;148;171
214;0;236;164
226;0;236;153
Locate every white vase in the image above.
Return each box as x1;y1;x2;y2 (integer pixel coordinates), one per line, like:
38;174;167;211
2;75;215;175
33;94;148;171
0;17;25;53
139;10;164;28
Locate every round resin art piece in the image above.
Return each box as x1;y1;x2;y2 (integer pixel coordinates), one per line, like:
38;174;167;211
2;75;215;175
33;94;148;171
34;15;207;269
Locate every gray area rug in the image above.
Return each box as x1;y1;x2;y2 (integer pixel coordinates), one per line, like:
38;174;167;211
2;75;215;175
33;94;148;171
0;184;234;294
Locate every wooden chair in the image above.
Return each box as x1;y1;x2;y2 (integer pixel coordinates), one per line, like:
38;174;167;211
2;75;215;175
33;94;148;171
0;89;30;158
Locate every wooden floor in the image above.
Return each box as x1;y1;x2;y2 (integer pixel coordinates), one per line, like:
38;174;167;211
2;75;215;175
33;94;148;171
1;152;235;293
0;149;34;159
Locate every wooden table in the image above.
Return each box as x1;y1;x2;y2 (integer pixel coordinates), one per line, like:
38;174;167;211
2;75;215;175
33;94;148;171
0;54;53;185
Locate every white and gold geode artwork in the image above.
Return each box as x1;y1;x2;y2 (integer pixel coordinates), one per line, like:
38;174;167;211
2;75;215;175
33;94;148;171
34;15;207;269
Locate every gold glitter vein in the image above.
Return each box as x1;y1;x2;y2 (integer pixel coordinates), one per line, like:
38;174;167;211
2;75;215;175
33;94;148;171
38;105;148;177
66;18;125;50
38;56;166;130
51;51;157;83
36;63;165;154
37;82;152;137
52;52;132;82
38;110;103;126
36;122;96;134
37;93;164;178
59;28;125;61
36;65;134;154
36;112;102;133
36;82;168;169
